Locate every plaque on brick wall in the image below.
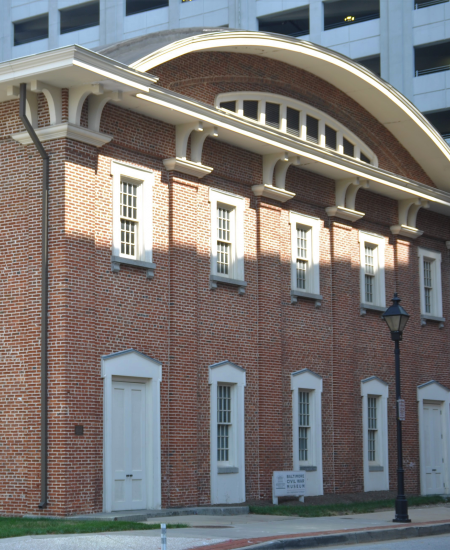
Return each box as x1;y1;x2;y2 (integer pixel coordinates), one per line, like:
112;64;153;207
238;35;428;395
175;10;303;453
397;399;405;422
74;425;84;436
272;471;305;505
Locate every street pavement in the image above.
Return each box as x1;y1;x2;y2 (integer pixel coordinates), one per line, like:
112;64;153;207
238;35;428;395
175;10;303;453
0;505;449;550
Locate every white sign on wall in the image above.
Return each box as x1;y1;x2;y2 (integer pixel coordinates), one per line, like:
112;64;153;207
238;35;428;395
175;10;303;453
272;471;305;505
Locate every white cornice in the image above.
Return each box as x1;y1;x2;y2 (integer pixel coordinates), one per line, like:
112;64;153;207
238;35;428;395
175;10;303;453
131;31;450;192
11;123;112;147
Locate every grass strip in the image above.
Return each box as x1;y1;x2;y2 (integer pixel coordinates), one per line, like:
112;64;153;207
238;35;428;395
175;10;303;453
0;518;188;539
249;495;447;517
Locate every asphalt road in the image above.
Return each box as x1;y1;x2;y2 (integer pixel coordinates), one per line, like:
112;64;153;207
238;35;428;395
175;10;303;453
319;533;450;549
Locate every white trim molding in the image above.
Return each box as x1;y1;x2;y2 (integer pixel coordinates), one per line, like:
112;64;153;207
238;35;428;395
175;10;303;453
101;349;162;512
359;231;386;315
209;361;246;504
361;376;389;492
417;381;450;495
209;188;246;293
216;92;377;167
289;211;322;306
11;123;113;148
291;368;323;496
418;247;444;326
111;161;155;278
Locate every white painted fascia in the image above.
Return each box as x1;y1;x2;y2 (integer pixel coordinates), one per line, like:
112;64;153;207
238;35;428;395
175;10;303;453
135;89;450;212
131;31;450;191
0;44;156;92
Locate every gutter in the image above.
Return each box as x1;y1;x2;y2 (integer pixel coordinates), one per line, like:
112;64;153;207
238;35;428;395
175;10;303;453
19;83;49;509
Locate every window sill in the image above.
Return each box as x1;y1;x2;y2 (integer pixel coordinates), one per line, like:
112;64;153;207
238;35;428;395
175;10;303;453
218;466;239;474
111;256;156;279
210;275;247;295
369;465;384;472
291;290;322;307
299;465;317;472
421;314;445;328
360;303;386;316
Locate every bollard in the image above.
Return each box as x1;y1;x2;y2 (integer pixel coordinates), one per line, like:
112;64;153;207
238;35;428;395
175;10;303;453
161;523;167;550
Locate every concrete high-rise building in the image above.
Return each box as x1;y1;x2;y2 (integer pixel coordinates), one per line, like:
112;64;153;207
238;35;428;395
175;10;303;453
1;1;449;136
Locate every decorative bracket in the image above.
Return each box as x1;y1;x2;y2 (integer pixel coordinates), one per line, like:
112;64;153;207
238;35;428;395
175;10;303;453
325;177;368;222
252;152;299;203
88;90;122;132
30;80;62;125
390;198;429;239
7;85;38;127
69;83;104;126
164;121;215;178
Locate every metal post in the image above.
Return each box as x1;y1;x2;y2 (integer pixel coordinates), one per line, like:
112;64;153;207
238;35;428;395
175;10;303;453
393;337;410;523
161;523;167;550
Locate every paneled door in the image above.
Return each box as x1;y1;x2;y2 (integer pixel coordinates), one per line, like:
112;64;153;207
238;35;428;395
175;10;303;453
111;381;147;510
423;402;445;494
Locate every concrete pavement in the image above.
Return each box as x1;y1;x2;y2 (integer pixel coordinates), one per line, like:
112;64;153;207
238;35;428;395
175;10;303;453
1;505;450;549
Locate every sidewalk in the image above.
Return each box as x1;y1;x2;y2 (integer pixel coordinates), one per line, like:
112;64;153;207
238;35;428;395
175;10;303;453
1;505;450;549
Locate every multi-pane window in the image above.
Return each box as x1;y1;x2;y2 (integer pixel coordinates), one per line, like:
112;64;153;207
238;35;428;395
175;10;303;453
368;397;377;462
325;125;337;150
299;391;310;462
359;232;385;310
306;115;319;143
243;100;258;120
217;207;232;275
296;227;309;290
286;107;300;136
423;260;432;314
120;181;138;257
265;102;280;129
343;137;355;156
217;385;231;462
364;245;375;303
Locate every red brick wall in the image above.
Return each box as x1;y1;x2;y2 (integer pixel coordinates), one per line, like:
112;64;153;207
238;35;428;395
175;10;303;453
1;57;450;516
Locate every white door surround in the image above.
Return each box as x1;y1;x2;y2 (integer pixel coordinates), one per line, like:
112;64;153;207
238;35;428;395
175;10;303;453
102;349;162;512
417;381;450;496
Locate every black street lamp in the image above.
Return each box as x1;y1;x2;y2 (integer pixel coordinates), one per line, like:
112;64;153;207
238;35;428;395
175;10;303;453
382;293;411;523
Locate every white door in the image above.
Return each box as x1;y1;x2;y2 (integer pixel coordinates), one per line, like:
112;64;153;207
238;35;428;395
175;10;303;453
111;382;147;510
423;403;445;494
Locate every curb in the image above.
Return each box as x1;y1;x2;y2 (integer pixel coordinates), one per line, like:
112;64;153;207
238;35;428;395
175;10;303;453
220;522;450;550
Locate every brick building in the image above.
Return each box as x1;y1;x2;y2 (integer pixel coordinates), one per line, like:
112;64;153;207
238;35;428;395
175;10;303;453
1;30;450;516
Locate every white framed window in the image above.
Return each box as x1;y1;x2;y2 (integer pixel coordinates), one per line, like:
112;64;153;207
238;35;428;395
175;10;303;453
359;231;386;312
361;376;389;492
291;369;323;496
209;188;245;286
209;361;246;504
216;92;378;166
418;248;443;321
289;212;321;304
111;161;155;277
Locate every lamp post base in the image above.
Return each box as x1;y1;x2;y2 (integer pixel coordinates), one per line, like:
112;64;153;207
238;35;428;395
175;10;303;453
393;496;411;523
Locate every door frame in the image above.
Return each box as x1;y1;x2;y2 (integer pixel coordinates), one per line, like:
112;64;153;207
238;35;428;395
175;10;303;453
417;380;450;495
102;349;162;512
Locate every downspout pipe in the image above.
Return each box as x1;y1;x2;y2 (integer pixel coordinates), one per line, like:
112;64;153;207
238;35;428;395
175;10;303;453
19;83;49;509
